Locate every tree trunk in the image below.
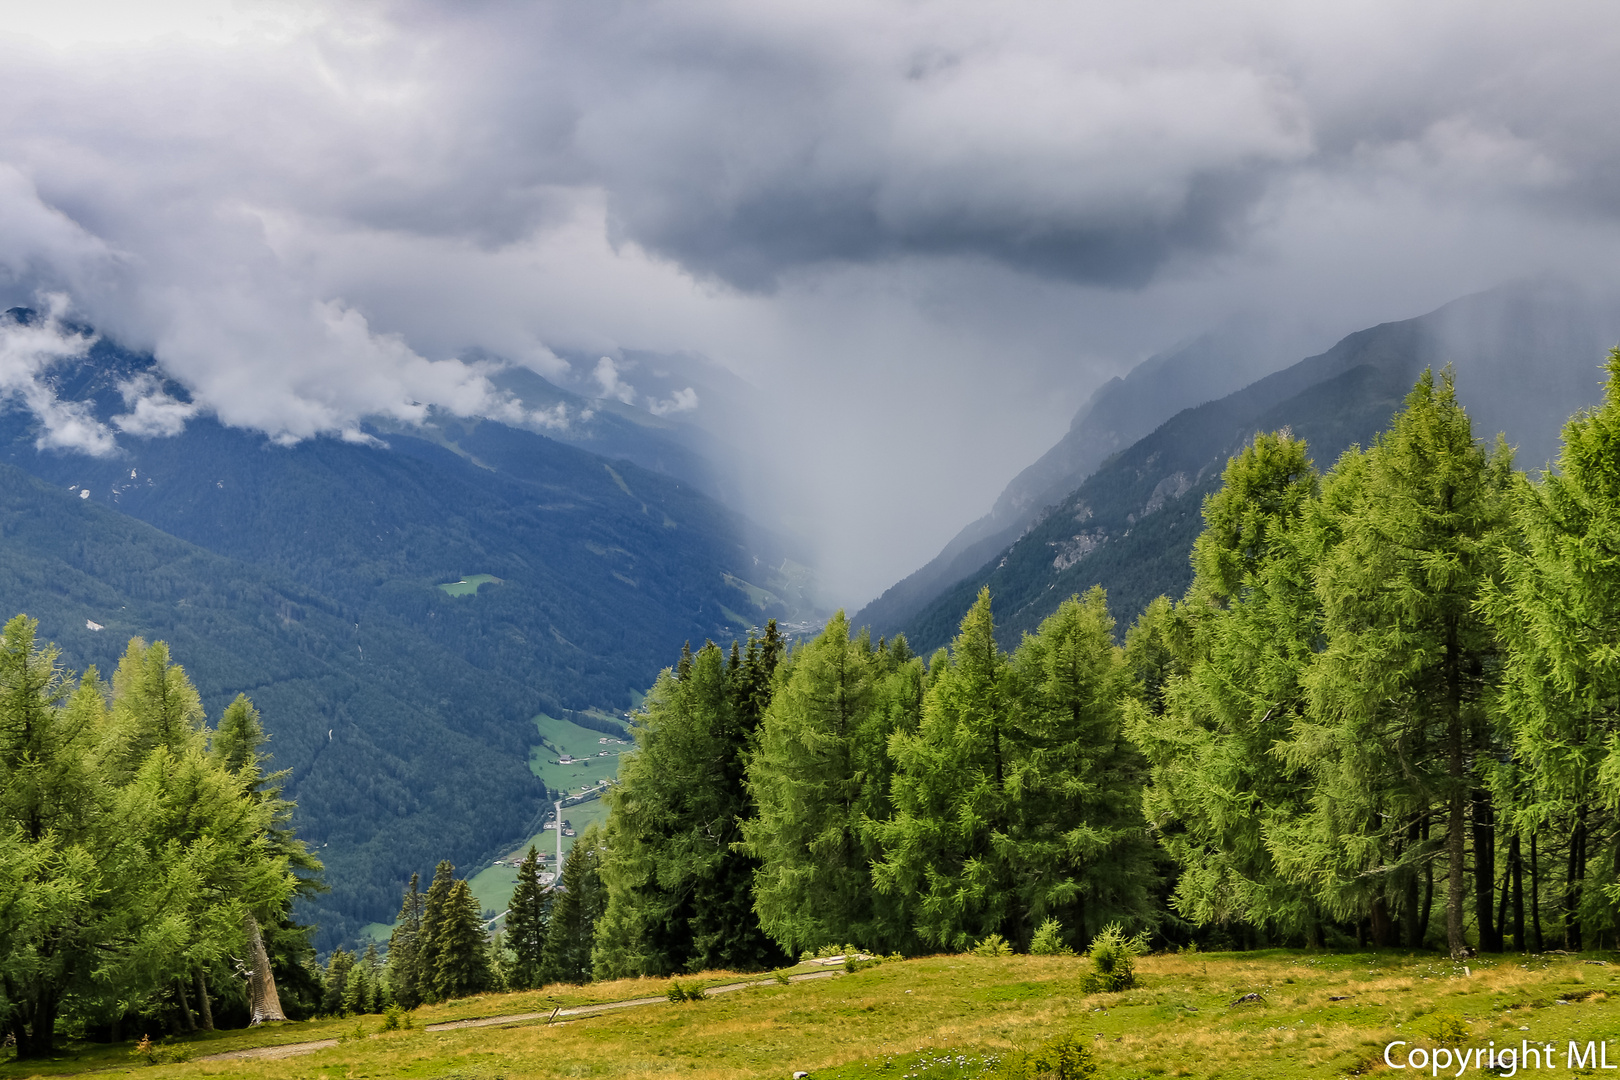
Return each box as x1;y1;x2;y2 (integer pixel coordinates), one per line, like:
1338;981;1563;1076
1564;807;1587;951
1401;819;1423;948
1369;893;1391;947
174;976;196;1034
9;990;59;1060
245;914;287;1024
1472;788;1500;951
195;969;215;1031
1510;833;1525;952
1446;784;1467;957
1419;856;1434;946
1530;831;1544;952
1443;607;1473;958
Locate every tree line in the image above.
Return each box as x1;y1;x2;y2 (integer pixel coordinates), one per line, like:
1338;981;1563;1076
561;359;1620;973
0;621;321;1059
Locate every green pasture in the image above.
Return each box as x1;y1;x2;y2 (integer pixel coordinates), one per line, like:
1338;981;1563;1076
434;573;501;597
527;711;626;795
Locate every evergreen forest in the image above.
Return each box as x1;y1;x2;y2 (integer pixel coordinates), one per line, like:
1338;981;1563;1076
565;359;1620;977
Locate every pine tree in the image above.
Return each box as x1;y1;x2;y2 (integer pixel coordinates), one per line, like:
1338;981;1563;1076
432;880;494;1000
505;846;551;989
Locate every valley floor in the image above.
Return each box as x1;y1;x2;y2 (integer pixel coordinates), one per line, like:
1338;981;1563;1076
5;949;1618;1079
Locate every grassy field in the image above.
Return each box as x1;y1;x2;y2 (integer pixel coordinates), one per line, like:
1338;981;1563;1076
466;799;611;917
7;949;1619;1079
527;712;626;796
435;574;501;597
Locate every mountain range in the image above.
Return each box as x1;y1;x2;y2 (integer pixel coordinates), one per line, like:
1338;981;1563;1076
859;279;1620;653
0;314;817;947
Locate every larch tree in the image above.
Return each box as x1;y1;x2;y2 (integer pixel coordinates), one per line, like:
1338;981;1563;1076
744;615;919;955
1007;589;1158;948
874;588;1018;951
1290;369;1511;957
1485;347;1620;947
1128;431;1325;942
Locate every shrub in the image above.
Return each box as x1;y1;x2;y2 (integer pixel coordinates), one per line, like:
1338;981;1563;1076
972;933;1013;957
1080;923;1148;993
667;980;706;1002
381;1004;414;1031
1029;918;1076;957
998;1032;1096;1080
129;1035;189;1066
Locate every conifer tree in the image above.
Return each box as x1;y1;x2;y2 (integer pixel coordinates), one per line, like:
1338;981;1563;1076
386;873;425;1009
593;642;784;977
505;846;551;989
745;613;919;954
1287;369;1511;957
1007;589;1158;947
415;861;457;1001
323;949;355;1014
545;825;607;982
432;880;493;1000
874;588;1018;951
1485;347;1620;946
1128;431;1323;941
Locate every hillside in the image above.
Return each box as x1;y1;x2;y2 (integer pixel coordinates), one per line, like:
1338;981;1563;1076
0;318;820;947
895;280;1620;652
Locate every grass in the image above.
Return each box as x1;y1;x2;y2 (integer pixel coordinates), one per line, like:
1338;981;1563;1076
9;949;1620;1079
435;574;501;597
527;713;625;795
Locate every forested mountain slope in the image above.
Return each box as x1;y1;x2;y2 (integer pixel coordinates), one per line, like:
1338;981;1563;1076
0;319;816;948
895;280;1620;653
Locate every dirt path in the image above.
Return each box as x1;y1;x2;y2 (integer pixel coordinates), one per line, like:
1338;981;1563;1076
192;969;844;1062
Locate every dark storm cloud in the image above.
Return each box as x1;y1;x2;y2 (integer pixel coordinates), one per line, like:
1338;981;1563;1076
1;1;1619;601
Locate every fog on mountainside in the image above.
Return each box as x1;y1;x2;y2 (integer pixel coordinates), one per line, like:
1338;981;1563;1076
877;279;1620;653
855;324;1292;634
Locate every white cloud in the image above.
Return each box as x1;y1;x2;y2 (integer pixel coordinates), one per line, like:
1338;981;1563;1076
112;372;198;437
647;386;698;416
0;297;118;456
592;356;636;404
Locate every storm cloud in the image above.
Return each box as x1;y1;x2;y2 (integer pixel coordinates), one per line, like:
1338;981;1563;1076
1;0;1619;602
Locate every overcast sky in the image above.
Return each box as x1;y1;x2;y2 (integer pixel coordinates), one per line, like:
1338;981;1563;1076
2;1;1619;604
